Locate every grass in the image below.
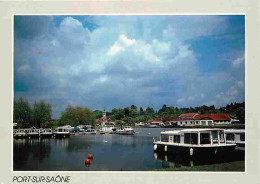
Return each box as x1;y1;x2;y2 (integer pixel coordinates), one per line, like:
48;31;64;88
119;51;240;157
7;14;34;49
153;161;245;172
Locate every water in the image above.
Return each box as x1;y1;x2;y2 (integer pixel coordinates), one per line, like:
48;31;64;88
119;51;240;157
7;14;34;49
13;128;244;171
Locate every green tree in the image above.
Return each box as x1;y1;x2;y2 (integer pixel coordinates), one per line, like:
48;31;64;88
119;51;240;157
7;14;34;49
59;105;95;127
31;100;52;128
145;107;155;115
13;97;31;127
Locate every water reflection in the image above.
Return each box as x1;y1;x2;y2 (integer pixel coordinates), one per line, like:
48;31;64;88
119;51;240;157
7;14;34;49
13;128;245;171
153;150;245;168
54;138;70;148
13;138;52;170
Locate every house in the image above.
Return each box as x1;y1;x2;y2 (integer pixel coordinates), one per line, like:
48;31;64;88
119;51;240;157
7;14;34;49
147;118;165;127
164;113;233;127
95;109;115;126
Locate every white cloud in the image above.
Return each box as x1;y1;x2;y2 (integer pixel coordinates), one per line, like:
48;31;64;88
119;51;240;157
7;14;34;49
232;55;244;68
14;16;245;118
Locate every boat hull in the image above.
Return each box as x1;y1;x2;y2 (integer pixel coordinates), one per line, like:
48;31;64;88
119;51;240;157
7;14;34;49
54;133;71;138
28;133;40;138
40;134;53;138
14;134;27;139
153;142;236;158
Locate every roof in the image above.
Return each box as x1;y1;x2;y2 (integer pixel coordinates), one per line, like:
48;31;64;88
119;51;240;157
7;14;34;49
193;114;231;121
179;113;197;118
208;114;231;121
164;117;180;121
161;128;224;134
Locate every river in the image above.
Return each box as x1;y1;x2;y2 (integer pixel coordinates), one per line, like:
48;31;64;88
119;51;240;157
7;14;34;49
13;128;244;171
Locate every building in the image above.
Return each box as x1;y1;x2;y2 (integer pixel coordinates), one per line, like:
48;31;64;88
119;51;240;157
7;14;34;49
164;113;234;127
147;117;165;126
95;109;114;126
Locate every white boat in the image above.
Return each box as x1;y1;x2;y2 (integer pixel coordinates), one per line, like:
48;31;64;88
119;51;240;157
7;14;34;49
85;129;97;134
99;127;106;134
116;126;135;135
153;128;236;157
54;127;71;138
28;129;40;138
14;129;27;138
40;129;53;138
224;129;245;151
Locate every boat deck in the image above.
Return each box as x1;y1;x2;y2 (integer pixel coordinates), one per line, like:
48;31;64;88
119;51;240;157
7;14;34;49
154;141;236;148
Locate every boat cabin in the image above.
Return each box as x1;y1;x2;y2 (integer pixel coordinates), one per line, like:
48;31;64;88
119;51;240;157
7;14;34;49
160;129;226;146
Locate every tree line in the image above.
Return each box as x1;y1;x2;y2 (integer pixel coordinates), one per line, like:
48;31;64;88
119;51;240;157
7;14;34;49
14;97;245;128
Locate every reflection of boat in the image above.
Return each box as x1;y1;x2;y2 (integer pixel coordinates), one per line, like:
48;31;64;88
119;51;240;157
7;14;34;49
14;129;27;138
224;129;245;151
54;127;71;138
28;129;40;138
153;129;236;157
116;126;135;135
40;129;53;138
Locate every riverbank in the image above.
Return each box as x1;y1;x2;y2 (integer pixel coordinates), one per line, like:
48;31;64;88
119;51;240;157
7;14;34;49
153;161;245;171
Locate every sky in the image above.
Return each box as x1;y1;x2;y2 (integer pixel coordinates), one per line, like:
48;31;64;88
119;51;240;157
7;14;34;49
14;15;245;119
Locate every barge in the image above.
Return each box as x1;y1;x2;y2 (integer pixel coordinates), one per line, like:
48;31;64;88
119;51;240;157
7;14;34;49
54;127;71;138
153;128;236;157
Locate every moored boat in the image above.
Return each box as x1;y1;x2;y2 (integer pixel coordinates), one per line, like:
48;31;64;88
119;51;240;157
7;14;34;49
116;126;135;135
153;128;236;157
224;129;245;151
28;129;40;138
40;129;53;138
54;127;71;138
14;129;27;139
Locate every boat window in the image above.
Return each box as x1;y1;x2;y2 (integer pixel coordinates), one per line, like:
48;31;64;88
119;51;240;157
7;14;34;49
161;134;169;142
226;133;234;141
184;133;198;144
174;135;180;143
240;133;245;141
212;131;218;139
200;133;210;144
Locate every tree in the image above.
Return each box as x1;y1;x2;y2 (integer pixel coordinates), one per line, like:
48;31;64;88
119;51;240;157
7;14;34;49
13;97;31;127
94;110;103;119
31;100;52;128
145;107;155;115
140;107;144;115
59;105;95;127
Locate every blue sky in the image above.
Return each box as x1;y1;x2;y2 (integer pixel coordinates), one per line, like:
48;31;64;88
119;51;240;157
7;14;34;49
14;15;245;118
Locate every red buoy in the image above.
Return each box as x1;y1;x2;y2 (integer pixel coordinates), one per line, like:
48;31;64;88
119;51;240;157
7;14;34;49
85;163;90;167
85;158;91;164
88;154;93;159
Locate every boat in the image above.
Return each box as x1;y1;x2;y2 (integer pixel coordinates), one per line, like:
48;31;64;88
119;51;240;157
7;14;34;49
40;129;53;138
54;127;71;138
28;129;40;138
99;127;106;134
153;128;236;157
85;128;97;134
116;126;135;135
14;129;27;139
224;129;245;151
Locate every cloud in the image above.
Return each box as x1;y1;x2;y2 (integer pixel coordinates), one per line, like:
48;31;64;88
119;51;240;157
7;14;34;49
14;15;245;118
232;55;244;68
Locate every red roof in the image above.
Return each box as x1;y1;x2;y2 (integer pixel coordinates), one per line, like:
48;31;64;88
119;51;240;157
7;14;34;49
194;114;231;121
148;118;163;123
164;117;180;121
179;113;197;118
95;119;103;123
208;114;231;121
